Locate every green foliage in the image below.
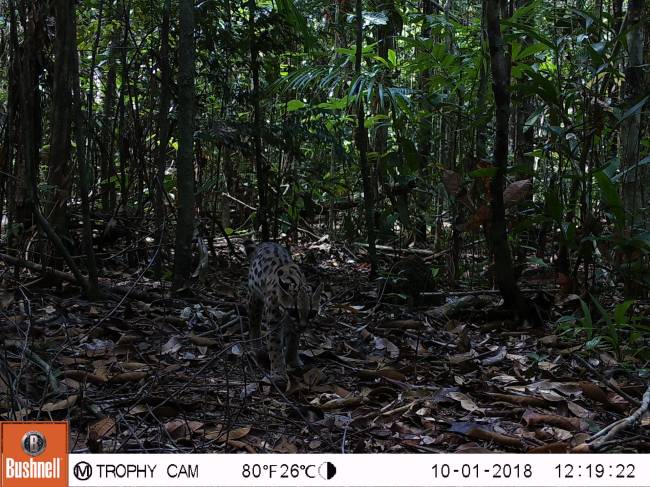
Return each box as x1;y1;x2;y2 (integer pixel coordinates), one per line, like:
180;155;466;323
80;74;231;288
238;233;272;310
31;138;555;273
557;297;650;362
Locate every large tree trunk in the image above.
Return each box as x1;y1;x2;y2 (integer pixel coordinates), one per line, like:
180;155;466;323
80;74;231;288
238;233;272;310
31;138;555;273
15;0;92;295
355;0;378;277
172;0;197;291
484;0;528;318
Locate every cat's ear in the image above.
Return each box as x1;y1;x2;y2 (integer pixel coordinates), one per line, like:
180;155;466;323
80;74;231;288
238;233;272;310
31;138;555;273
311;282;323;305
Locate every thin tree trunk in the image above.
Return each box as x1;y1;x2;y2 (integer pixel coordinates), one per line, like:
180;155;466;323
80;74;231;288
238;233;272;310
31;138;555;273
117;3;130;213
46;0;76;245
153;0;172;278
620;0;646;229
355;0;377;277
101;23;118;212
72;1;100;297
249;0;269;241
172;0;197;291
415;0;433;244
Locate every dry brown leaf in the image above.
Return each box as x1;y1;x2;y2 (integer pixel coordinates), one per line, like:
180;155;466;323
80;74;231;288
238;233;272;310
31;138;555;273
449;422;524;450
190;335;219;347
273;436;298;453
226;439;256;452
448;392;482;412
503;179;532;206
42;395;78;412
485;392;548;407
120;362;150;370
110;371;148;383
63;370;108;384
126;404;149;415
0;291;15;310
88;417;116;440
205;425;251;443
522;410;586;431
319;394;367;411
528;442;570;453
164;419;203;440
357;368;406;381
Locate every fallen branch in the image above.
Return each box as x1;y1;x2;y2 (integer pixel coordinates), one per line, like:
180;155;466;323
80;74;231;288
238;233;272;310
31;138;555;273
580;384;650;451
354;242;439;256
0;253;76;284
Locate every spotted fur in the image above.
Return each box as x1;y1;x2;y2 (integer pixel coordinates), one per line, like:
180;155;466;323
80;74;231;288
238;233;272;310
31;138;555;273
245;240;322;383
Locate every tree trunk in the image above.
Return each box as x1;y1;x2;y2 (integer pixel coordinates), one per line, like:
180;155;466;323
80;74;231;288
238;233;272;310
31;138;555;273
101;24;119;212
415;0;434;244
249;0;269;241
46;0;76;246
355;0;378;277
172;0;197;291
484;0;528;318
620;0;646;230
117;4;130;213
72;1;100;297
153;0;172;278
15;0;92;296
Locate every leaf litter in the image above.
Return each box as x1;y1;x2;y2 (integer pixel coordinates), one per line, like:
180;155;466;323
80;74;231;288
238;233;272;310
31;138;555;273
1;240;648;453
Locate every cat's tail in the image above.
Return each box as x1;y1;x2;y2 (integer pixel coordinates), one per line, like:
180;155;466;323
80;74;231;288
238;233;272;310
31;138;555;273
242;239;257;259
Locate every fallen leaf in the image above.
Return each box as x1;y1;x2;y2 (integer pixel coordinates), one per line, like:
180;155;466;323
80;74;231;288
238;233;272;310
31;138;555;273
42;395;78;412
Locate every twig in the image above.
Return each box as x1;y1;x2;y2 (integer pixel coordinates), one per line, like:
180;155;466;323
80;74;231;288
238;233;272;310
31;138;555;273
574;355;641;407
587;384;650;450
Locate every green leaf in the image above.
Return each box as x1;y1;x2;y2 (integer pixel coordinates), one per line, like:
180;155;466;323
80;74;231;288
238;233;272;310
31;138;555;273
614;300;634;325
501;19;556;50
544;190;563;221
276;0;318;50
316;95;355;110
594;170;624;225
286;99;306;112
387;48;397;67
617;96;648;122
469;167;498;177
518;42;548;59
527;256;548;267
579;299;593;338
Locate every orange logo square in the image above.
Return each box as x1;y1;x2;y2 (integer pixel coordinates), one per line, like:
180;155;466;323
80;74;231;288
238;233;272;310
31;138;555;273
1;422;68;487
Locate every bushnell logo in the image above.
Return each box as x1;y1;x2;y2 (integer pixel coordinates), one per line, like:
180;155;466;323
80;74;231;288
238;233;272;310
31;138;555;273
1;421;68;486
21;431;47;456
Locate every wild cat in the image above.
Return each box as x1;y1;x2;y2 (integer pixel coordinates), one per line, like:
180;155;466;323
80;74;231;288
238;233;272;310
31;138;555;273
244;240;322;384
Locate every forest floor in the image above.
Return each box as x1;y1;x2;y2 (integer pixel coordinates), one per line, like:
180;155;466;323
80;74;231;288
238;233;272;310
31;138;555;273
1;238;649;453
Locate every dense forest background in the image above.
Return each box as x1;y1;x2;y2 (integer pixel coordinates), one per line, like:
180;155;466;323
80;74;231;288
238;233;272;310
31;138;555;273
0;0;649;453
